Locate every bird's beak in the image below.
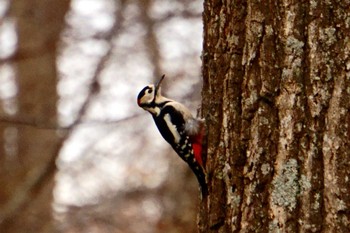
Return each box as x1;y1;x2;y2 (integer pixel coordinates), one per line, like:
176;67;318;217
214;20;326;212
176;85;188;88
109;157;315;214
155;74;165;96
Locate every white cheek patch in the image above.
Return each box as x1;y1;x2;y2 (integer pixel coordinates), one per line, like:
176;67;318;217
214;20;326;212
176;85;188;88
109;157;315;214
144;93;154;104
164;113;181;143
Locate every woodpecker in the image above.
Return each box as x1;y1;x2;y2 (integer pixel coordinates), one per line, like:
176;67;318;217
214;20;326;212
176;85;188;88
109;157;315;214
137;75;207;196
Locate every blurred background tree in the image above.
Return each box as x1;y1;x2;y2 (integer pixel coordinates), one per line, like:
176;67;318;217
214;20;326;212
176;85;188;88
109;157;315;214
0;0;203;232
0;0;70;232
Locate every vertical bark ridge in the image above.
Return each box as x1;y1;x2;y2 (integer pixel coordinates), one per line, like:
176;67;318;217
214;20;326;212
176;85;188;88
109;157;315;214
201;0;247;232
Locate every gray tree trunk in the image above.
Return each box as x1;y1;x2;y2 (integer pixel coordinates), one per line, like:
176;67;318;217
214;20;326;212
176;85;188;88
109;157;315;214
200;1;350;232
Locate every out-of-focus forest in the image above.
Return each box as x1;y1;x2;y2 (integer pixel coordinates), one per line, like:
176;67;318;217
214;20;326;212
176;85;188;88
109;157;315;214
0;0;203;232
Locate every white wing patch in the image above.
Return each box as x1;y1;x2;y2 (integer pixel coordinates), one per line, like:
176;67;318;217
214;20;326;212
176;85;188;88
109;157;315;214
164;113;181;143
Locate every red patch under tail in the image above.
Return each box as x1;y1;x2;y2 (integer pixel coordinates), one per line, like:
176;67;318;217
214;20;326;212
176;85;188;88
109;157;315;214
192;143;203;166
190;124;205;166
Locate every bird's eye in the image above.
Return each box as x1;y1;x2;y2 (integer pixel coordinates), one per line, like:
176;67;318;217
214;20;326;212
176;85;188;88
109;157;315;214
148;89;152;94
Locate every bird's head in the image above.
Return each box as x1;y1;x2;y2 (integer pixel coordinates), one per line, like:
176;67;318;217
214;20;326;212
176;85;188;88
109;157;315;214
137;74;165;109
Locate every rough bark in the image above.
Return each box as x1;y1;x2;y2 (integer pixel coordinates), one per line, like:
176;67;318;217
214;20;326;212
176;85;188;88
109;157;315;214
200;1;350;232
0;1;70;232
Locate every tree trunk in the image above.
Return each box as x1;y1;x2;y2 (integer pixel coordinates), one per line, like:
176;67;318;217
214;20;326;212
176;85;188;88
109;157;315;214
200;1;350;232
0;1;70;232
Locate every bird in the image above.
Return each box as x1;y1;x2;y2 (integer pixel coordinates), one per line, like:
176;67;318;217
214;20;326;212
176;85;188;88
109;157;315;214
137;75;207;196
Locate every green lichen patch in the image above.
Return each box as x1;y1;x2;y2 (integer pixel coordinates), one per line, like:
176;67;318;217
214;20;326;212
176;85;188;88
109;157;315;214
271;159;299;211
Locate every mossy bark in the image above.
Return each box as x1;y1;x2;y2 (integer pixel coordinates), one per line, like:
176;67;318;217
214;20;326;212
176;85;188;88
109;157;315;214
200;1;350;232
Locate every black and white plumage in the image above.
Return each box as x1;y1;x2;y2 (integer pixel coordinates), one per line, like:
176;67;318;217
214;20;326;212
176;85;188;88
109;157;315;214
137;75;207;196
